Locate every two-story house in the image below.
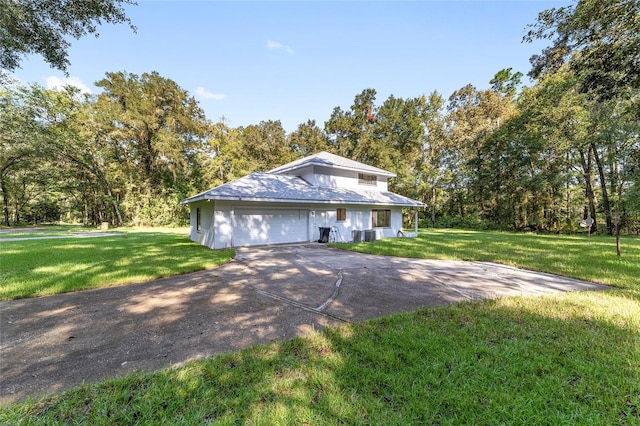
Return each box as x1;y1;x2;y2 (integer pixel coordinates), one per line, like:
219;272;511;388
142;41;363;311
180;151;425;249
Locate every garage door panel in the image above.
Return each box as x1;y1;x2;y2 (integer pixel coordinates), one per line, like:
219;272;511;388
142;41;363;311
233;209;308;246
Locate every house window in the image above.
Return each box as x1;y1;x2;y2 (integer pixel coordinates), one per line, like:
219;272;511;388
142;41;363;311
337;208;346;221
358;173;377;186
196;207;201;232
372;209;391;228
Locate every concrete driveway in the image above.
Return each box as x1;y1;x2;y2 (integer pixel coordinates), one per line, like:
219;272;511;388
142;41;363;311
0;244;606;405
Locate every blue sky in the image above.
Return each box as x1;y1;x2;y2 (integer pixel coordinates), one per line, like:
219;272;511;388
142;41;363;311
11;0;570;132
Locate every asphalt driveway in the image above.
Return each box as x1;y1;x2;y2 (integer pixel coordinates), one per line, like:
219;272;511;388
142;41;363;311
0;244;606;405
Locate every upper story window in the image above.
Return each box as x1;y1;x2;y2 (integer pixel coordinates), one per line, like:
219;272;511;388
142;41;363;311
358;173;377;186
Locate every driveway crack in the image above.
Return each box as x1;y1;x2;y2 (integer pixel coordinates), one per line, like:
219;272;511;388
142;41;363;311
249;285;349;324
315;271;343;312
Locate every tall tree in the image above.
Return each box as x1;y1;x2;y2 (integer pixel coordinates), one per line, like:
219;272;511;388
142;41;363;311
0;85;37;225
238;120;293;172
374;95;425;196
32;85;125;225
325;88;378;164
288;119;330;158
525;0;640;105
417;91;446;226
0;0;136;76
199;119;247;188
444;77;518;222
94;71;208;225
502;72;582;231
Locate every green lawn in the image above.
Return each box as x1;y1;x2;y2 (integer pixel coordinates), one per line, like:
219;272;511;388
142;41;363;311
0;224;99;239
1;229;639;424
0;227;234;300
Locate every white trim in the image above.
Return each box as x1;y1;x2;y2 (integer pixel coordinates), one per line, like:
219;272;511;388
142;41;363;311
184;195;422;207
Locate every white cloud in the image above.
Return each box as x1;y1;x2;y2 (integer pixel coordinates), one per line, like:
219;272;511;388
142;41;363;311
45;76;92;94
266;40;294;55
195;86;226;100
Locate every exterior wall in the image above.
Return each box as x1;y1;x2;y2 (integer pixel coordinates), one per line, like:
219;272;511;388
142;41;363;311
189;200;215;248
378;207;403;239
190;201;406;249
310;205;403;242
213;203;234;249
311;206;369;242
304;166;389;191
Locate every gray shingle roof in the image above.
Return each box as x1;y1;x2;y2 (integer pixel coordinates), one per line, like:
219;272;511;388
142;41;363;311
268;151;396;177
181;172;424;207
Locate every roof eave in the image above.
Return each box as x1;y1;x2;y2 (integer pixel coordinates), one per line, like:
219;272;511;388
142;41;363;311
182;194;424;207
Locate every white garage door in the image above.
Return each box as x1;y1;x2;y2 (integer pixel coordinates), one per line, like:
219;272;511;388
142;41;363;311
233;208;309;247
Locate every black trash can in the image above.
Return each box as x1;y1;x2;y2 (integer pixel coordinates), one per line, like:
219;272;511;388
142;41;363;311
318;227;331;243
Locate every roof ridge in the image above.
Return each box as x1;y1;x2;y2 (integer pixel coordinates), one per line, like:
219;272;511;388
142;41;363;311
267;151;395;177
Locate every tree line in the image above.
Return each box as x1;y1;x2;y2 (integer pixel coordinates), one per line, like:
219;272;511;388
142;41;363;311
1;0;638;234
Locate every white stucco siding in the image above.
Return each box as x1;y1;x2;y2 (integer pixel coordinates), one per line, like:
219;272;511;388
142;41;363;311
374;207;403;239
190;201;408;249
323;208;369;242
312;166;388;191
189;201;215;248
309;206;402;242
298;166;315;184
213;204;233;249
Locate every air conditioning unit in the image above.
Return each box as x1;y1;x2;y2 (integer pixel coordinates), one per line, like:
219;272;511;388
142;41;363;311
352;230;362;243
364;229;376;242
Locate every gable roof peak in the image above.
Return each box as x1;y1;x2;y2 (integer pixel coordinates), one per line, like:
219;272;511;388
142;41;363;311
268;151;396;177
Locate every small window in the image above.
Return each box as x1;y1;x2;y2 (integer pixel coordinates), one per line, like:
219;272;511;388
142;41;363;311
337;208;346;221
358;173;377;186
196;207;201;232
372;209;391;228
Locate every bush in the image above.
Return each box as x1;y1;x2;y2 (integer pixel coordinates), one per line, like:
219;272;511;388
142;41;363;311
434;215;488;230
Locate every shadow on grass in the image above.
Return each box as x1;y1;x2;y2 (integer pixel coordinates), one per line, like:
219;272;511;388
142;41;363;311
4;290;639;424
0;232;234;300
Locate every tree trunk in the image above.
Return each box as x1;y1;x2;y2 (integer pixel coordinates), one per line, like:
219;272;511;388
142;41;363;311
566;181;571;225
591;142;613;234
83;200;89;227
105;186;124;227
93;167;124;227
615;217;621;257
431;186;436;227
578;148;598;232
1;176;9;226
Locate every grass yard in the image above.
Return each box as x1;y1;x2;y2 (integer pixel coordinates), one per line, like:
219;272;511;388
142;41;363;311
0;224;99;239
1;229;639;424
0;227;234;300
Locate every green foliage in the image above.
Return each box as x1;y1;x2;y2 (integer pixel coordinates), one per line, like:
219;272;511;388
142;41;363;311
0;0;136;75
324;89;430;201
0;227;234;300
288;119;330;157
442;78;519;223
431;214;498;231
238;120;294;172
0;72;215;227
526;0;640;104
